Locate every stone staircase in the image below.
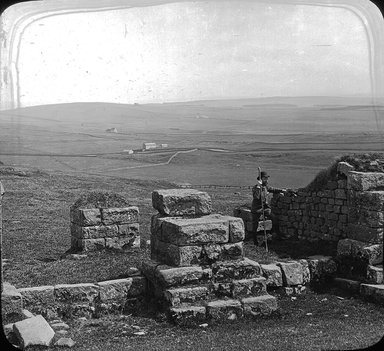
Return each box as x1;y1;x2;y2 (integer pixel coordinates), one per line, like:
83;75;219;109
142;189;278;325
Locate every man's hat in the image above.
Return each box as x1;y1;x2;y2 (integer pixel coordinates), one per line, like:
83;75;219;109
257;171;270;180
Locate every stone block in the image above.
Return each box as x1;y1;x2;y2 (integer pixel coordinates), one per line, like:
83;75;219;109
277;261;304;286
70;208;101;226
360;284;384;305
150;214;166;239
54;283;99;318
169;306;206;326
241;295;278;316
105;234;140;249
13;315;55;348
117;223;140;236
366;265;383;284
350;191;384;211
347;224;383;244
231;277;267;297
306;256;337;282
152;189;212;216
156;266;212;287
164;286;209;307
78;238;106;251
229;218;245;243
206;299;243;321
101;206;139;225
347;172;384;191
151;237;202;266
18;286;57;320
1;282;23;323
337;162;354;176
71;224;118;239
260;264;283;287
362;244;383;265
160;215;229;245
299;259;311;284
212;258;262;282
95;278;133;315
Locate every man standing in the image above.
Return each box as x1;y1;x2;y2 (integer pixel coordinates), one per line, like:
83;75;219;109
251;171;286;243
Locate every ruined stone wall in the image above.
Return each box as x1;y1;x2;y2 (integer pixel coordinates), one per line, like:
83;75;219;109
271;163;384;245
271;177;349;242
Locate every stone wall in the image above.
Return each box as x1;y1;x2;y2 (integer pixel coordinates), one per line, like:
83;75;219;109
269;162;384;244
70;199;140;252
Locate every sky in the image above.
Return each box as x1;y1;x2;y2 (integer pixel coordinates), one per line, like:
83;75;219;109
16;0;371;106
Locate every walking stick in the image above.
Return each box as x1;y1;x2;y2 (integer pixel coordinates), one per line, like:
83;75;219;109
258;167;268;252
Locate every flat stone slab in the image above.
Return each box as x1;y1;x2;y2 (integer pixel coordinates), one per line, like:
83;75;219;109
152;214;245;245
152;189;212;216
157;265;212;287
164;286;209;307
206;299;243;321
211;258;262;282
13;315;55;348
241;295;278;316
101;206;139;225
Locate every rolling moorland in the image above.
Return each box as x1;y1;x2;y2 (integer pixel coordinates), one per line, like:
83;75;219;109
0;96;383;189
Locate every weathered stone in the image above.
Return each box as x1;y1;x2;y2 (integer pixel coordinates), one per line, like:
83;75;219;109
50;322;69;330
101;206;139;225
97;278;132;302
160;215;229;245
347;171;384;191
164;286;209;307
232;277;267;297
347;224;383;244
1;282;23;323
260;264;283;287
105;234;140;249
151;237;202;266
299;259;311;284
150;214;167;240
169;306;206;326
350;191;384;211
212;258;262;282
241;295;278;316
306;255;337;282
362;244;383;265
206;299;243;320
54;337;76;347
18;285;57;319
277;261;304;286
337;162;354;176
201;242;243;263
366;265;383;284
360;284;384;304
71;224;118;239
229;218;245;243
152;189;212;216
117;223;140;236
78;238;106;251
156;266;211;287
70;208;101;226
13;315;55;348
54;283;99;318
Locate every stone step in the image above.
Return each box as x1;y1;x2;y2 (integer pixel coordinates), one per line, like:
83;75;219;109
163;277;268;307
168;294;278;325
360;284;384;305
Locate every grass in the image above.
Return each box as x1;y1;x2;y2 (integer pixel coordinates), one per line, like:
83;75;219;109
19;288;384;351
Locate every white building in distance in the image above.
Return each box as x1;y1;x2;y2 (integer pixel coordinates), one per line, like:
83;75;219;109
142;142;157;150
